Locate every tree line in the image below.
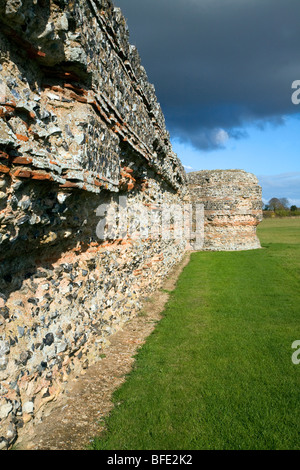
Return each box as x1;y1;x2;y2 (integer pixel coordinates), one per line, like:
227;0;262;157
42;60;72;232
263;198;300;217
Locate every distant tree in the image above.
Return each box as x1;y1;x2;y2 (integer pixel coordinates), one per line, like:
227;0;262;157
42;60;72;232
279;198;289;209
268;198;284;211
291;205;298;212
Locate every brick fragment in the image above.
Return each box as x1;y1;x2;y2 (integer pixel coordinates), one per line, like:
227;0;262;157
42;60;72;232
12;168;32;178
0;164;10;174
31;171;53;181
0;151;9;160
11;156;32;165
64;83;87;95
69;92;88;103
16;134;29;142
59;181;79;189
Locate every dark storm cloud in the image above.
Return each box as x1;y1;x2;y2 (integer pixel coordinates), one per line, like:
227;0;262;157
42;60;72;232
114;0;300;150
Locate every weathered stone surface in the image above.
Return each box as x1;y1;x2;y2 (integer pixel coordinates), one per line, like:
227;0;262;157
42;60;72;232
0;0;186;194
0;0;264;450
187;170;263;251
0;0;187;449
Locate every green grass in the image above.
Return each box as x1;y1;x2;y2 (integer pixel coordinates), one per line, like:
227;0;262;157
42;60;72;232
91;218;300;450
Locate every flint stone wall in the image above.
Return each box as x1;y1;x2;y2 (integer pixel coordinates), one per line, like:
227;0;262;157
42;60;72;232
187;170;263;251
0;0;188;449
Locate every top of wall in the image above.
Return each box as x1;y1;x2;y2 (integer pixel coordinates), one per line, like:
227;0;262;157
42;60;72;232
187;169;262;201
0;0;187;194
187;169;260;185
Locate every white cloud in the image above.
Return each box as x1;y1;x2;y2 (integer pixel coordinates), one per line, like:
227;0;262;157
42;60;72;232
183;165;195;171
258;172;300;205
213;129;229;146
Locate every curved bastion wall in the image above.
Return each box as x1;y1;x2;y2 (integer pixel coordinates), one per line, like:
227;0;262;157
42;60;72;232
187;170;263;251
0;0;188;448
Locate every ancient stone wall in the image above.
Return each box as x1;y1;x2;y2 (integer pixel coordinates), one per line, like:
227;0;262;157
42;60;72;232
0;0;187;449
187;170;263;251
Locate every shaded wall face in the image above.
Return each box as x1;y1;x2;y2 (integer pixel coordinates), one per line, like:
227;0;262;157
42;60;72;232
187;170;263;251
0;0;187;448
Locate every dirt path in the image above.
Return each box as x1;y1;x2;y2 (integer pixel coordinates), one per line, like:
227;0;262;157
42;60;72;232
16;252;191;450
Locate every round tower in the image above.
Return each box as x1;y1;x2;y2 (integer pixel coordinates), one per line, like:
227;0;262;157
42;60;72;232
187;170;263;251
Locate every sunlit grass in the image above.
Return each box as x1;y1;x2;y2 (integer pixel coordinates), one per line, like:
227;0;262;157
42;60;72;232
91;218;300;450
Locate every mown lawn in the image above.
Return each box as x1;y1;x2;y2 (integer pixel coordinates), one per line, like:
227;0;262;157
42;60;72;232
91;218;300;450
